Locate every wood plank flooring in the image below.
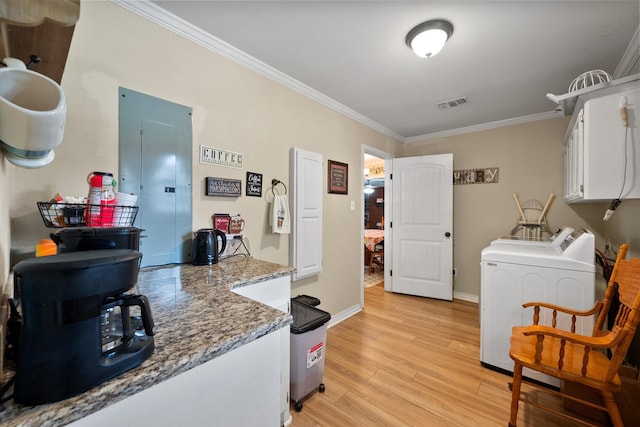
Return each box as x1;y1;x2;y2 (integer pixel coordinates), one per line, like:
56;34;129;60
290;284;607;427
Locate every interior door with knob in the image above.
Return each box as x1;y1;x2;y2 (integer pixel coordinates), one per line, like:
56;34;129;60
389;154;453;300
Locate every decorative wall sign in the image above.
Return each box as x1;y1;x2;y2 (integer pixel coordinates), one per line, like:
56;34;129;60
206;177;242;196
367;164;385;178
246;172;263;197
200;145;243;169
213;213;231;233
453;167;499;185
328;160;348;194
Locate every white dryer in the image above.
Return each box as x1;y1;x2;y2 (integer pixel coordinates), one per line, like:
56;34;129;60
480;227;595;386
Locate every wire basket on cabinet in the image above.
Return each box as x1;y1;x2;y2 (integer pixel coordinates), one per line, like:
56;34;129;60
37;202;139;228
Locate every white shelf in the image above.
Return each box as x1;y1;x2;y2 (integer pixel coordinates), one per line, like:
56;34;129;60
547;73;639;117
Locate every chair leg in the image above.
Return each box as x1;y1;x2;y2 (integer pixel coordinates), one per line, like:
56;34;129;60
601;390;623;427
508;362;523;427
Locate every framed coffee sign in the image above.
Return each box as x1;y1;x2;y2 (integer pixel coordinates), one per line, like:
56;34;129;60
328;160;348;194
246;171;263;197
206;177;242;197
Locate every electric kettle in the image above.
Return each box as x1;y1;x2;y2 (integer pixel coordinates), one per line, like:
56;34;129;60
192;228;227;265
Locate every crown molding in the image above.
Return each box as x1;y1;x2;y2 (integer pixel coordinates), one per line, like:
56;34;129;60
112;0;404;142
112;1;634;145
403;111;560;144
614;26;640;79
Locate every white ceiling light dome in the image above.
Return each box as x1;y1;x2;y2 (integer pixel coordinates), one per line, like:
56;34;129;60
406;19;454;58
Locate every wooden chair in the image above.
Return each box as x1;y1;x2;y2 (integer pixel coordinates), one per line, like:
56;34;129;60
508;243;640;427
369;241;384;274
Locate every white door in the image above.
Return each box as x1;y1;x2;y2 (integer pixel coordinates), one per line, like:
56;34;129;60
389;154;453;300
290;148;323;281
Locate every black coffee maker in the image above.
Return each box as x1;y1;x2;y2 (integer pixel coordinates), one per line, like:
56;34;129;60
11;249;155;405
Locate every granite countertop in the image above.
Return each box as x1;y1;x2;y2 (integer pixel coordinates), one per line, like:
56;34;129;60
0;256;294;427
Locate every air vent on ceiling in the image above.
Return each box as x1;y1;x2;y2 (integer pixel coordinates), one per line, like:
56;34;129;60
436;97;468;110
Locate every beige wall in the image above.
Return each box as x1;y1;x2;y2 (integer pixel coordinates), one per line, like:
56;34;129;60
2;1;638;310
5;1;399;317
401;119;640;297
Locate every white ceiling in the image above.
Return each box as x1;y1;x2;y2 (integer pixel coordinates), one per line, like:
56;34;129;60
127;1;639;142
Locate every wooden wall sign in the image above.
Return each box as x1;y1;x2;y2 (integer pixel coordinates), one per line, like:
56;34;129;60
200;145;243;169
206;177;242;196
328;160;348;194
453;167;499;185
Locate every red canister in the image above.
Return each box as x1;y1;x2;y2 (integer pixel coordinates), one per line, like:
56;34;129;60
87;172;116;226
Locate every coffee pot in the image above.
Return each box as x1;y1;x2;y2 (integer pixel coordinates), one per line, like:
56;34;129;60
101;293;154;354
192;228;227;265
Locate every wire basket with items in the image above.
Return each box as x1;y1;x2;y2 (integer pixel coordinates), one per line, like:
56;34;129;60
37;202;139;228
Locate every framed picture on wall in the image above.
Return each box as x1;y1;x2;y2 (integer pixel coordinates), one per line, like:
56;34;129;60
328;160;348;194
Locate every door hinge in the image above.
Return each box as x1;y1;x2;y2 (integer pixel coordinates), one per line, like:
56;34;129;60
390;173;392;180
390;270;392;276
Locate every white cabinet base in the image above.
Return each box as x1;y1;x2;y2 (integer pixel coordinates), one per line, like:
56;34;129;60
69;331;280;427
233;275;291;426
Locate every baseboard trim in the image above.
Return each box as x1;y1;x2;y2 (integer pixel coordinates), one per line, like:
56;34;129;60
327;293;476;329
454;291;479;304
327;304;362;329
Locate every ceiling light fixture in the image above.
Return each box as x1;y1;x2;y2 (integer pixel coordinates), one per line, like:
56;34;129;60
406;19;454;58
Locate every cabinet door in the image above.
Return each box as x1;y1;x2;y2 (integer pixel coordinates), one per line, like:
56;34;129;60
564;111;584;202
232;276;291;426
583;86;640;200
290;148;323;281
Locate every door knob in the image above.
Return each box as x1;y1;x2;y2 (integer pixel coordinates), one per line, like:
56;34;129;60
445;232;451;237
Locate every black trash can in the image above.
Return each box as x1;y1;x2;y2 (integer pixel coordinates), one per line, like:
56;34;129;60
290;298;331;412
51;227;142;253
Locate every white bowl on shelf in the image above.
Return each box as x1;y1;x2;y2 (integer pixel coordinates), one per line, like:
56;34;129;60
0;58;66;168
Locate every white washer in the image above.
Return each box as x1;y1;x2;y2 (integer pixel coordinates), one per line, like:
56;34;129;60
480;227;596;386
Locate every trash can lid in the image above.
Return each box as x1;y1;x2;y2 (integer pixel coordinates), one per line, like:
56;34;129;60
290;299;331;334
292;294;321;307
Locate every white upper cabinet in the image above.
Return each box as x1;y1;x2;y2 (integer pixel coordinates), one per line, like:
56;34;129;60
562;78;640;202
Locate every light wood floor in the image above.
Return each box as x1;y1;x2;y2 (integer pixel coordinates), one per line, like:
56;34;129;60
290;284;607;427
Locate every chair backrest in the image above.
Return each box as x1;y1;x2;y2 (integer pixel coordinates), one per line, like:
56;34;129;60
593;244;640;382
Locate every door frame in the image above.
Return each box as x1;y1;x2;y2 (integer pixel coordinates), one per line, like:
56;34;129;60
361;145;393;307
